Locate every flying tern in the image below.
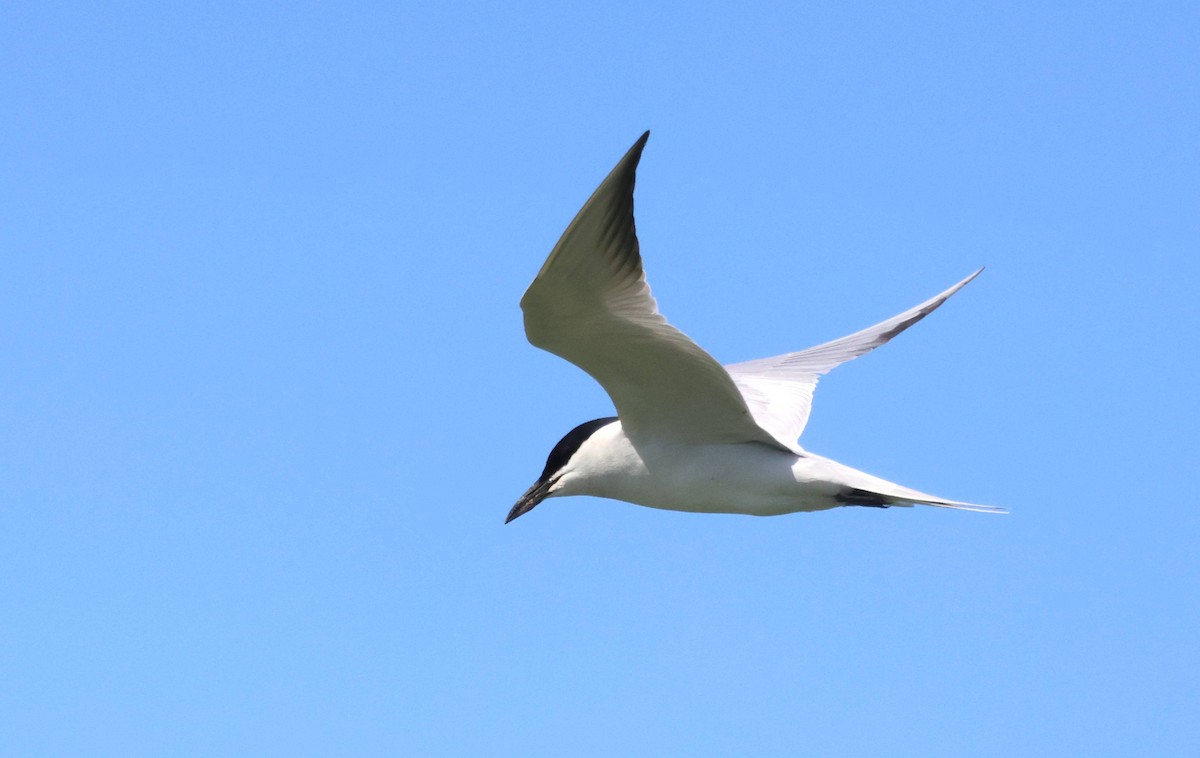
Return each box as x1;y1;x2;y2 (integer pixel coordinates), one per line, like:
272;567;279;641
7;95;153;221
507;132;1001;523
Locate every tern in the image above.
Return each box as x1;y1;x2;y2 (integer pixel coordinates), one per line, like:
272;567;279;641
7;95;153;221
507;132;1001;523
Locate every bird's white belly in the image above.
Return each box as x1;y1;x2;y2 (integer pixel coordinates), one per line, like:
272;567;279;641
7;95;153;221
578;439;843;516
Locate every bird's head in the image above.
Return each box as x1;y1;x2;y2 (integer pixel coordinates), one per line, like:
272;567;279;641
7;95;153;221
506;416;618;523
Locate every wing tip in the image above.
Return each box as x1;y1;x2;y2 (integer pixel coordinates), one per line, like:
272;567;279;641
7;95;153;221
619;130;651;172
942;266;985;299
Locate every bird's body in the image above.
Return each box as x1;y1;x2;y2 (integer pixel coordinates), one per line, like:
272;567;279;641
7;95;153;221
552;421;814;516
543;418;980;517
507;132;1001;523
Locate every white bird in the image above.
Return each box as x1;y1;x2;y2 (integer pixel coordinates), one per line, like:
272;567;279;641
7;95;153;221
507;132;1002;523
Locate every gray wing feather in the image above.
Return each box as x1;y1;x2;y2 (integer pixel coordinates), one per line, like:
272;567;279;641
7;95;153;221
726;269;982;449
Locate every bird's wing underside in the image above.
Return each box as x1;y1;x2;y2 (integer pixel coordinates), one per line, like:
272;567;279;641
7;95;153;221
725;269;982;450
521;132;789;451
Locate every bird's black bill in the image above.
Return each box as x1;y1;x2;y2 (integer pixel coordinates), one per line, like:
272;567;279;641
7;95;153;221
506;480;552;524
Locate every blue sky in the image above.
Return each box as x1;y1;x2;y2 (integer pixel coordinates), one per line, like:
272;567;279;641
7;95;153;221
2;1;1197;755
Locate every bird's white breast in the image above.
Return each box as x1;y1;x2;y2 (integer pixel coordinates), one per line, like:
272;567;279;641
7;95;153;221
551;421;843;516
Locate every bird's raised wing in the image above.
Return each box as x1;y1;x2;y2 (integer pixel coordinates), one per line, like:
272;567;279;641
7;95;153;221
725;270;982;450
521;132;788;450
